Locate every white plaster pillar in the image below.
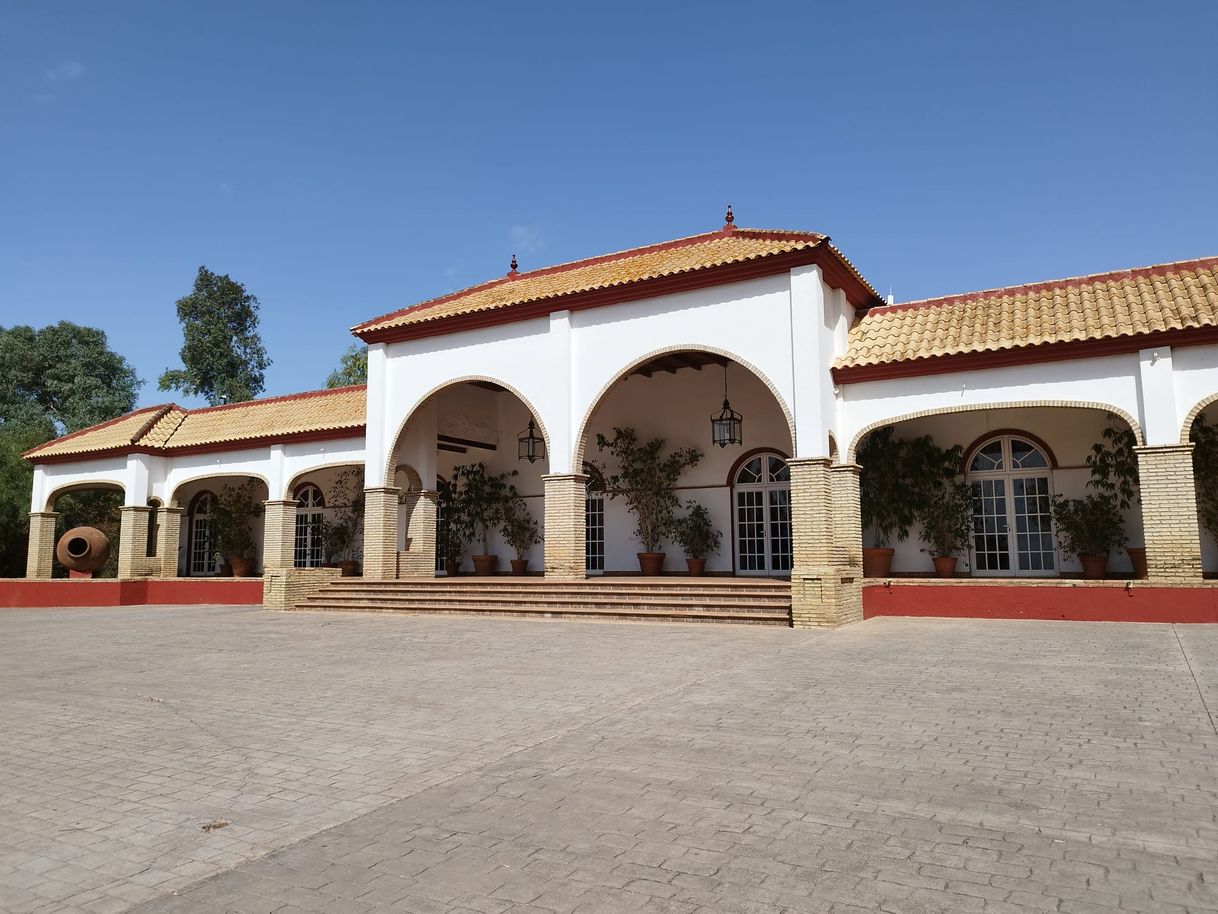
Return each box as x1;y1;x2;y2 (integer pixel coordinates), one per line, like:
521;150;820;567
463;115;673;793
1138;346;1180;446
789;264;831;459
548;310;575;475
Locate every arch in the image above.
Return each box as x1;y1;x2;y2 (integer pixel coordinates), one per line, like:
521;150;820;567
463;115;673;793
293;483;326;507
44;480;125;513
286;462;364;500
1180;392;1218;443
726;446;792;487
382;375;554;487
146;497;162;558
960;428;1060;474
169;471;272;507
846;400;1145;462
394;464;423;494
828;433;840;462
572;344;798;467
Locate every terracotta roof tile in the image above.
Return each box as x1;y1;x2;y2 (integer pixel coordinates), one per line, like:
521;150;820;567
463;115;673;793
24;386;366;462
354;228;859;336
836;256;1218;372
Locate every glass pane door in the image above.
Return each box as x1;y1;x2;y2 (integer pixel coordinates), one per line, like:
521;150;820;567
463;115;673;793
585;496;604;573
190;517;213;575
971;479;1010;572
1012;476;1055;572
736;489;767;572
768;489;792;572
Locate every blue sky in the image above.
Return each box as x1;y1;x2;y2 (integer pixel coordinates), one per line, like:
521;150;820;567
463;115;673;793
2;1;1216;409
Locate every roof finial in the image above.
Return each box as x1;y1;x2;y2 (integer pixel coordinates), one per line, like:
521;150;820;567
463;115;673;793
509;253;518;276
724;204;734;230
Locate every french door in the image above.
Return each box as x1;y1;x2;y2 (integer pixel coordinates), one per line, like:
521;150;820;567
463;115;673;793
189;493;215;576
968;436;1057;576
733;453;792;576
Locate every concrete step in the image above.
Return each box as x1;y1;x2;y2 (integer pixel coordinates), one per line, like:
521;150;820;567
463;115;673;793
291;600;791;625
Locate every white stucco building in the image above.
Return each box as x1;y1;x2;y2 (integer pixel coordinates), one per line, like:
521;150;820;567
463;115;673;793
21;213;1218;625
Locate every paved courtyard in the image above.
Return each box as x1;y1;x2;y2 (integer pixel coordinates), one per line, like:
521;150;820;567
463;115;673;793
0;606;1215;914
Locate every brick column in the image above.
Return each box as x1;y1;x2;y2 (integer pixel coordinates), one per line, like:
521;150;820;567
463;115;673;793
400;490;437;577
789;458;862;628
543;474;587;579
117;506;153;578
362;486;401;579
830;463;864;570
262;500;297;572
1136;445;1203;582
156;506;184;576
26;511;58;579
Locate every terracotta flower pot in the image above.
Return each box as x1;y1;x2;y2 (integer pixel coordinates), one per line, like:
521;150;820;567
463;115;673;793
218;562;233;577
1126;547;1148;580
510;559;530;576
862;547;894;578
637;552;665;576
337;560;361;577
471;554;498;576
1080;553;1109;580
444;559;461;577
686;557;707;577
931;556;958;579
56;526;110;573
229;555;254;577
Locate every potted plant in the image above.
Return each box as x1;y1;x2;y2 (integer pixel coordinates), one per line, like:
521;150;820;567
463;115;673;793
324;468;365;575
449;463;517;575
918;479;973;578
1051;492;1127;579
673;501;721;576
436;477;467;575
500;494;541;575
1087;416;1145;578
213;481;263;577
594;427;701;576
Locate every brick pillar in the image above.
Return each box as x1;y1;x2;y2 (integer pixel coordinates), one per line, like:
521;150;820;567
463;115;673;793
26;511;58;579
543;474;587;579
789;458;862;628
262;500;297;572
400;490;437;577
117;506;153;578
156;506;184;576
362;487;401;579
1136;444;1203;582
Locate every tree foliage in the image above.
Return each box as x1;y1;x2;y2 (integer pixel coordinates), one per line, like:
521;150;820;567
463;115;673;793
593;427;702;552
159;266;270;405
1192;413;1218;539
326;344;368;388
858;427;963;547
0;322;140;576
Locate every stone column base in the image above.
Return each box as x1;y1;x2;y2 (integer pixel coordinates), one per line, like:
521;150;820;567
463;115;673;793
263;567;343;610
791;567;863;628
26;511;59;579
1136;444;1203;582
262;500;298;574
543;474;587;579
117;506;154;578
400;491;437;577
156;507;184;577
363;487;402;579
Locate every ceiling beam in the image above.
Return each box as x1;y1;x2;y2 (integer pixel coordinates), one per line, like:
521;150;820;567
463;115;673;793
438;434;496;451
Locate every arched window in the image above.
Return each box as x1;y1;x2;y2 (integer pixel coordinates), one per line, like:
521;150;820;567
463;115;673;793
732;452;791;575
146;498;161;558
966;435;1056;575
584;463;605;574
294;484;326;568
188;492;216;576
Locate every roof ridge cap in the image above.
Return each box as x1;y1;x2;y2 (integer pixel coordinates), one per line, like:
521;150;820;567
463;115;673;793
183;384;368;416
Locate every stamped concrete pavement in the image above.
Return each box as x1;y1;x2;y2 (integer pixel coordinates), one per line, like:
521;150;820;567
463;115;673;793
0;605;1215;913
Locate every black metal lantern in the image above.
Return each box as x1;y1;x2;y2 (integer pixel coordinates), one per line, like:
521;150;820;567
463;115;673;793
518;418;545;463
711;364;743;447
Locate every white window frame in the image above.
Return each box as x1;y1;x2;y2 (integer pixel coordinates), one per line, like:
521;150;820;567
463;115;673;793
732;452;792;578
294;485;326;568
189;493;216;577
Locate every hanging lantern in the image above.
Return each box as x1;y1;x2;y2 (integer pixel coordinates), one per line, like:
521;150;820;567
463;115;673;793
518;418;545;463
711;364;743;447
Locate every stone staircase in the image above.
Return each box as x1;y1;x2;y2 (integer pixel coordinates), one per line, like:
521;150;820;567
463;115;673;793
290;577;792;626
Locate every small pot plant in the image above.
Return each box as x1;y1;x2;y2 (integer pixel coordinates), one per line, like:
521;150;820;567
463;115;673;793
673;501;721;576
593;427;701;576
213;481;263;577
1087;416;1144;578
500;494;541;575
436;477;468;575
918;479;973;578
449;463;517;575
1051;492;1127;579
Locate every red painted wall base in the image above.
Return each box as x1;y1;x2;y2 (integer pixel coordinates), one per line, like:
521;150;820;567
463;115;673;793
0;578;263;608
863;582;1218;623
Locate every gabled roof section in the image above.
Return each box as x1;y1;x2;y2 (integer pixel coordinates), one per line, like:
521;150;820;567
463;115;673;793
353;226;881;343
834;256;1218;381
24;386;367;463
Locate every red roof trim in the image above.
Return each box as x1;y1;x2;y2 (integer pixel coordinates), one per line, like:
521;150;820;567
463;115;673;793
873;255;1218;315
832;324;1218;384
27;426;367;465
20;405;169;459
351;228;835;338
358;243;880;345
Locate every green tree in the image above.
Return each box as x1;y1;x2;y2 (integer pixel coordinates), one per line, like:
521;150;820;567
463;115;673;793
0;323;140;575
159;266;270;405
326;343;368;388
